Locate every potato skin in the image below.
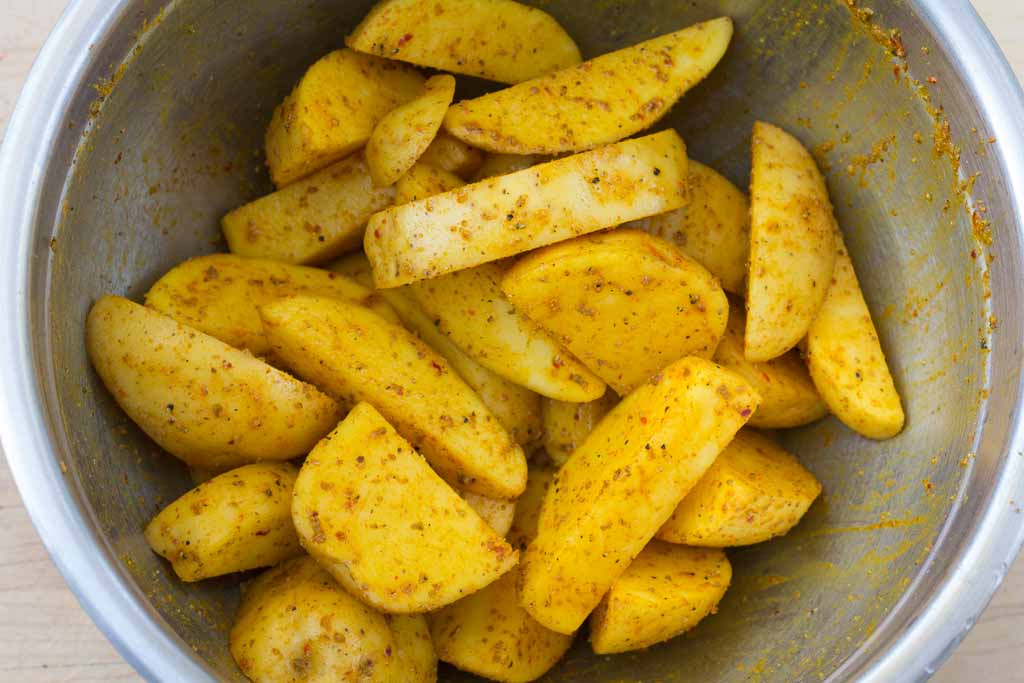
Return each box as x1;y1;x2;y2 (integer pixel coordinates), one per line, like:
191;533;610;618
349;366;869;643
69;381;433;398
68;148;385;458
657;429;822;546
541;393;618;467
519;357;759;634
589;541;731;654
292;403;518;613
229;556;435;682
85;296;340;470
145;463;302;581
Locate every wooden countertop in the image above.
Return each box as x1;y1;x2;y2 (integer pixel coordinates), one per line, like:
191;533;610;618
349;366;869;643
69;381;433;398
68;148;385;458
1;1;1022;680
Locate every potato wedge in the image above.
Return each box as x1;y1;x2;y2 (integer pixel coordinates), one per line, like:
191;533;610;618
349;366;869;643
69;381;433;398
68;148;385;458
265;49;424;187
443;18;732;154
541;393;618;467
805;232;904;439
519;357;759;634
713;303;827;429
431;467;573;682
746;122;837;361
145;253;397;355
230;556;435;683
657;430;822;546
590;541;731;654
223;155;395;265
86;296;340;470
366;75;456;187
474;153;543;181
347;0;581;84
365;130;688;287
292;402;517;612
462;491;516;536
417;132;485;178
503;230;728;394
395;162;466;205
411;262;607;402
259;296;526;497
145;463;302;581
630;160;750;294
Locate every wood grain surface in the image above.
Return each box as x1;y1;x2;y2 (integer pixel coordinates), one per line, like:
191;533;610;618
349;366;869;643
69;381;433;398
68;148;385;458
0;1;1021;681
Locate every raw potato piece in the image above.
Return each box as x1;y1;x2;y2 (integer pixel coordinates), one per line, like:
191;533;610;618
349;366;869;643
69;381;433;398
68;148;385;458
503;230;729;395
411;263;607;402
145;463;302;581
145;253;397;355
474;153;543;180
259;296;527;498
746;122;837;362
631;160;750;295
229;556;435;683
542;393;618;467
365;130;689;287
222;155;395;265
443;18;733;154
292;402;518;612
713;303;827;429
462;491;516;536
347;0;581;84
265;49;424;187
805;233;904;439
85;296;340;470
519;357;759;634
657;430;822;546
590;542;731;654
366;75;457;187
418;132;485;178
395;162;466;205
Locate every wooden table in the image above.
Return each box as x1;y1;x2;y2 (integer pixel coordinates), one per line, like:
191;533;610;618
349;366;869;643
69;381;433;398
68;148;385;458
1;1;1022;680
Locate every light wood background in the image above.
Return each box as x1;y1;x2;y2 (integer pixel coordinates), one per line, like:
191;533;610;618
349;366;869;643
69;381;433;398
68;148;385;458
1;1;1022;681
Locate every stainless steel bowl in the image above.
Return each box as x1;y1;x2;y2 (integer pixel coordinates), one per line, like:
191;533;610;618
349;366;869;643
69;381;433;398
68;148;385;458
3;0;1024;681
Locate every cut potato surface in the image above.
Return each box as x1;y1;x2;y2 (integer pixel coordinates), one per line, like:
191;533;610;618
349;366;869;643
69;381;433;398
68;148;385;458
542;393;618;467
230;556;435;683
366;74;456;187
86;296;340;470
223;155;395;265
806;232;904;439
443;18;733;154
590;541;731;654
259;295;527;498
347;0;581;84
145;463;302;581
145;253;397;355
365;130;689;287
503;230;729;395
658;429;822;546
462;491;516;536
395;162;466;205
411;262;607;402
519;357;759;634
417;132;485;178
714;303;828;429
292;402;517;612
265;49;424;187
746;122;837;362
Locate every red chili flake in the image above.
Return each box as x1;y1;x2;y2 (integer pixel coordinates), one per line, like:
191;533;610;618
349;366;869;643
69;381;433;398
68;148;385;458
927;76;938;84
970;250;977;259
398;33;413;47
430;360;444;375
639;416;648;425
740;408;752;417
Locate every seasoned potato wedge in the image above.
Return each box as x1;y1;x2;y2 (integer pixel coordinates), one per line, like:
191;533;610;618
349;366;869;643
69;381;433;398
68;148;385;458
541;393;618;467
474;153;543;181
746;122;837;362
328;251;377;285
417;132;485;178
411;262;606;402
259;296;527;497
145;463;301;581
590;542;731;654
86;296;340;470
395;162;466;205
347;0;581;84
145;253;397;355
230;556;435;682
503;230;728;394
265;49;424;187
443;18;732;154
292;402;517;612
657;430;822;546
366;75;456;187
431;467;573;682
462;491;516;537
806;232;904;439
714;303;827;429
519;357;759;634
630;160;750;295
222;155;395;265
365;130;688;287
